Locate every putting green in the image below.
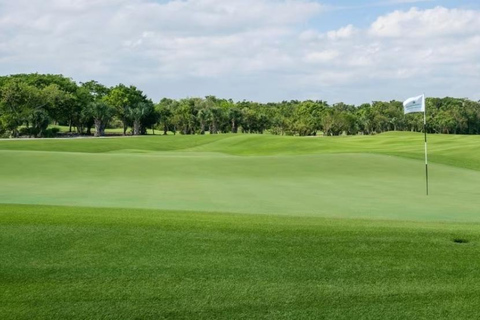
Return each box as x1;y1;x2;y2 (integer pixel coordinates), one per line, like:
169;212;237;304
1;148;479;221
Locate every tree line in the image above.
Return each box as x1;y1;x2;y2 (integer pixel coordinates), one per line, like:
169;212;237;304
1;73;479;138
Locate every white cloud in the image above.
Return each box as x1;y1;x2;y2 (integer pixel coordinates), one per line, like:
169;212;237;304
381;0;435;4
326;25;357;40
0;1;479;103
370;6;480;38
292;6;480;102
305;50;340;63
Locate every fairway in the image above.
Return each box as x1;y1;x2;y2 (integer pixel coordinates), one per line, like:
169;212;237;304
1;133;480;319
2;205;480;319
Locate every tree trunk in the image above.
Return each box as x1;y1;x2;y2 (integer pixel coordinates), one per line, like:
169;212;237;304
133;120;141;135
163;124;168;135
94;119;102;137
232;120;237;133
211;121;217;134
12;126;19;138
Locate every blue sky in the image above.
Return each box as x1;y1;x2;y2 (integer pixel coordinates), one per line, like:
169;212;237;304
311;0;480;30
0;0;479;104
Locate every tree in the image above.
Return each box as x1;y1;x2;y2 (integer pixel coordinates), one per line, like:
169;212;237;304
128;102;154;135
105;84;148;135
173;99;197;135
28;108;50;138
3;73;480;139
0;79;45;137
228;106;242;133
74;81;110;135
156;98;176;135
85;101;114;137
292;100;325;136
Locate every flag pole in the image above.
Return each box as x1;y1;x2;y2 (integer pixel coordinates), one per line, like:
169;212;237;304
423;94;429;196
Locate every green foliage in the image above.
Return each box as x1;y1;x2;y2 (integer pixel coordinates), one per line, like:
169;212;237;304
84;101;114;137
1;73;480;139
155;98;176;135
127;101;155;135
104;84;151;135
0;79;45;137
28;108;50;137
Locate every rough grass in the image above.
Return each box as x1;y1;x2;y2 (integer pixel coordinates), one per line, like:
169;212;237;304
2;204;480;320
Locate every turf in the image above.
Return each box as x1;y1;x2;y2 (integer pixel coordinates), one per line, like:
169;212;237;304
2;132;480;170
1;133;480;221
2;204;480;319
0;150;480;221
1;132;480;319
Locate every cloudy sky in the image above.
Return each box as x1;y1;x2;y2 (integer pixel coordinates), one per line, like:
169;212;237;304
0;0;479;104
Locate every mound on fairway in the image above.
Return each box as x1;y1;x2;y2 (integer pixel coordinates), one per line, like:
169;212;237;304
1;132;480;319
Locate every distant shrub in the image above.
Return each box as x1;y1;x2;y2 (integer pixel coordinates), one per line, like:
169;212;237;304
108;119;123;129
18;127;60;138
0;125;6;137
19;127;34;137
43;127;60;138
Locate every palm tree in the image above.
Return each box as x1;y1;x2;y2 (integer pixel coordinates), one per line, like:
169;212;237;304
228;107;242;133
87;101;113;137
128;102;153;135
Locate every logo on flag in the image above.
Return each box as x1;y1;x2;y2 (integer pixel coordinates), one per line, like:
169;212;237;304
403;94;425;114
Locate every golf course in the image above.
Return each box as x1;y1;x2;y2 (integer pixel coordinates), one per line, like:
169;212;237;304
1;132;480;319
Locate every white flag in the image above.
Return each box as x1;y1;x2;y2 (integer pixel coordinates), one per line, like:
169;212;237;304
403;94;425;114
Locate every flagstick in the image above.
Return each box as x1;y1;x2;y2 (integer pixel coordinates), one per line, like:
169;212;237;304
423;94;429;196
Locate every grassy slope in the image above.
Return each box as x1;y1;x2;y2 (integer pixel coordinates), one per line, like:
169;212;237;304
1;132;480;221
1;132;480;170
2;204;480;320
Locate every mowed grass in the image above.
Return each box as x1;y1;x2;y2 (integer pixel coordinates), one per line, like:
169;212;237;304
2;132;480;170
2;204;480;319
1;133;480;221
2;132;480;319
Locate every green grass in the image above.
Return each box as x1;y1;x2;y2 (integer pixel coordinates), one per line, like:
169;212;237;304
2;132;480;319
2;132;480;170
1;132;480;221
1;150;480;221
2;204;480;319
